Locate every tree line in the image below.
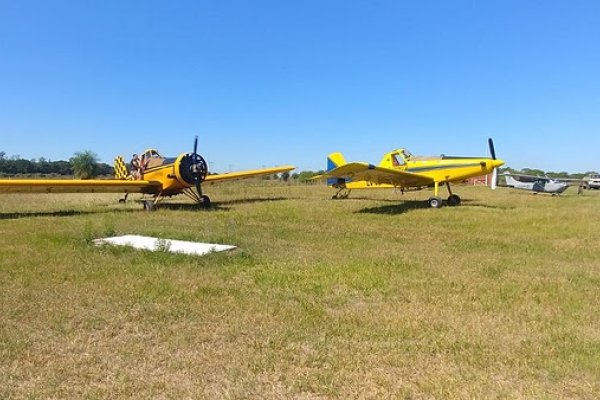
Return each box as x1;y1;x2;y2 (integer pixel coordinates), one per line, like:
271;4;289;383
498;167;597;180
0;151;112;178
3;149;594;181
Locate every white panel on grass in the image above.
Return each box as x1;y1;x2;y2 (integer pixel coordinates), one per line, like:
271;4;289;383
93;235;236;256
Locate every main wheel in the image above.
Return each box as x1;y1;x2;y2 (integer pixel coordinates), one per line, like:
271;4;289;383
143;200;155;211
428;196;443;208
447;194;461;206
200;195;211;208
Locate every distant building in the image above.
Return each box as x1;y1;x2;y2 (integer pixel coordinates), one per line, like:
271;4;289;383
465;172;494;186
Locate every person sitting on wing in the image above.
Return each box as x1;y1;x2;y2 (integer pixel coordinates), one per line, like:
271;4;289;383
130;154;142;180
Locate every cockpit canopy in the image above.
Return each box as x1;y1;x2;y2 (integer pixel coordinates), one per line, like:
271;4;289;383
390;148;413;166
142;149;163;160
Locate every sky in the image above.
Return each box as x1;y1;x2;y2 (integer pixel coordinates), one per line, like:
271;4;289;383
1;0;599;173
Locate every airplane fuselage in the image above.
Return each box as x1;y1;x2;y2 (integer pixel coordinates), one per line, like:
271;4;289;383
401;156;500;185
344;149;502;190
131;149;204;196
504;175;569;194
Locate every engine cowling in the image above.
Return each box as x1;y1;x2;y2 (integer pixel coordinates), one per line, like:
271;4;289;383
174;153;208;186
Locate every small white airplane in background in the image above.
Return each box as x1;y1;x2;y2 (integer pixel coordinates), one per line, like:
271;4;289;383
501;172;581;195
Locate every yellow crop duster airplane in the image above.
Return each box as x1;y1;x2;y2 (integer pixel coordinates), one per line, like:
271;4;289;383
0;137;294;210
316;138;504;208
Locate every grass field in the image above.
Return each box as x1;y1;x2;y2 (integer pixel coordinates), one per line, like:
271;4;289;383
1;182;599;399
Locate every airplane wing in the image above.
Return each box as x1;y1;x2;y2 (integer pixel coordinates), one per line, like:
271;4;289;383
501;173;583;183
316;162;433;187
0;179;163;194
204;165;295;183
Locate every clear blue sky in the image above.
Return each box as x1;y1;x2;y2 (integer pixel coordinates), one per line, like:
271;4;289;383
1;0;599;173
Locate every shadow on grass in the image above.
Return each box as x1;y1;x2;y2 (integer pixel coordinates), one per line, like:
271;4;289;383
217;196;287;206
357;198;504;214
357;200;430;215
156;203;229;212
0;207;136;220
332;196;405;203
0;197;289;219
156;197;287;211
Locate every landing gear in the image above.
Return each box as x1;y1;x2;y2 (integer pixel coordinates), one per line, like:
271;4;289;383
142;199;155;211
118;193;129;204
136;192;164;211
428;182;461;208
200;195;211;208
332;187;351;199
428;196;443;208
447;194;461;206
182;188;212;208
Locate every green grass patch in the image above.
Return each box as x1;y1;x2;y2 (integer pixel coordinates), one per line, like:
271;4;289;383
1;183;600;398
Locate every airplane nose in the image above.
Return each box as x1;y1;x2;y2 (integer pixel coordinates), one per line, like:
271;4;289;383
177;153;208;185
493;159;505;169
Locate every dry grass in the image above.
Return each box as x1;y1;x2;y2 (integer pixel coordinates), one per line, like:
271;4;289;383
1;182;600;399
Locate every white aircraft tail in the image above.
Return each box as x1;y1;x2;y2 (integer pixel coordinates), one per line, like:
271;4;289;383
503;173;518;187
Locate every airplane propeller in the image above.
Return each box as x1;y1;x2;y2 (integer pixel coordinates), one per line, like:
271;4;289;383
189;136;209;204
488;138;498;190
488;137;497;160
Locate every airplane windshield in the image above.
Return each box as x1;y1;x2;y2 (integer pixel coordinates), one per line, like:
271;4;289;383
391;153;405;166
143;149;162;159
399;149;413;161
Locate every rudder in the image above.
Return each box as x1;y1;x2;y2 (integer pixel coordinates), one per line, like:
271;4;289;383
327;152;347;171
326;152;348;187
114;156;128;180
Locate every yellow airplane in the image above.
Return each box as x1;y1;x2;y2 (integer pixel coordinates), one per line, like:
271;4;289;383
0;137;295;210
315;138;504;208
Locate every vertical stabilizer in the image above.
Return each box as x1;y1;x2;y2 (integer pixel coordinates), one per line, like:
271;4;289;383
327;152;347;171
504;173;518;187
114;156;128;180
326;152;348;187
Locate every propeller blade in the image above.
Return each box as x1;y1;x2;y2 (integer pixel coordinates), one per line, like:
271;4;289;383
491;167;498;190
193;135;198;155
488;138;496;160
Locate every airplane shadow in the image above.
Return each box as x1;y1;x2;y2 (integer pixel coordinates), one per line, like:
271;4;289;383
357;200;430;215
156;203;228;212
155;196;287;211
335;196;404;203
0;207;136;221
216;196;287;206
0;197;289;219
357;199;503;215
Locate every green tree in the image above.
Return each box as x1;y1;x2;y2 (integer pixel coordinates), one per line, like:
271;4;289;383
520;168;545;176
70;150;99;179
297;170;323;182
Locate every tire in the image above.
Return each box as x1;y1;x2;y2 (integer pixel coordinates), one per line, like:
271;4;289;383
447;194;461;206
143;200;155;211
200;195;211;208
428;196;443;208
